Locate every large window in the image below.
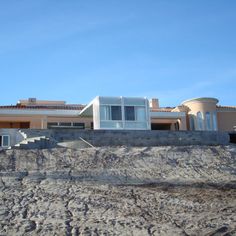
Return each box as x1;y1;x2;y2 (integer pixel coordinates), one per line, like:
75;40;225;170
47;122;85;129
197;112;204;130
205;112;211;130
111;106;122;120
125;106;135;120
100;105;122;121
98;97;149;130
100;106;110;120
136;107;146;121
125;106;146;121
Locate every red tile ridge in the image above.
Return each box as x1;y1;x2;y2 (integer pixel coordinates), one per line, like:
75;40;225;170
0;105;85;110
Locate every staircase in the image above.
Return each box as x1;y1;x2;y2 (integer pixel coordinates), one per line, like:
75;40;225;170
14;130;54;149
19;130;27;139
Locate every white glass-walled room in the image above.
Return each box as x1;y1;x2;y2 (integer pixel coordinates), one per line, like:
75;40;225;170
93;96;150;130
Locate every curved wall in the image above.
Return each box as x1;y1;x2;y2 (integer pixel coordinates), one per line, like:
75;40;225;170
182;98;218;131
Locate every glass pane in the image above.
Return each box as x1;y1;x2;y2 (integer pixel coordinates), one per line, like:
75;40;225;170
212;112;218;131
125;106;135;120
73;123;85;129
125;122;147;129
189;115;195;131
100;121;123;129
59;122;71;126
100;105;111;120
47;122;58;128
99;97;122;105
3;136;9;147
197;112;204;130
111;106;122;120
123;98;146;106
136;107;146;121
205;112;211;130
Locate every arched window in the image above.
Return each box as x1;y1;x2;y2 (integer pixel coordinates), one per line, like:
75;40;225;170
174;121;180;131
212;111;218;131
197;112;204;130
189;115;195;131
205;112;211;130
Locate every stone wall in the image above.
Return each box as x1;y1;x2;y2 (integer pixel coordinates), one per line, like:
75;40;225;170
20;129;230;147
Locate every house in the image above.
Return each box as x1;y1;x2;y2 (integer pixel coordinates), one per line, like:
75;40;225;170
0;96;236;148
0;98;90;129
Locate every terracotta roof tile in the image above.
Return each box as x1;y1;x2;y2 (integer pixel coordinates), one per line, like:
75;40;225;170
0;105;85;110
150;107;174;112
217;105;236;109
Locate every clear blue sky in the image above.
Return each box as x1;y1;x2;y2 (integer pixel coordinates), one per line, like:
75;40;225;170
0;0;235;107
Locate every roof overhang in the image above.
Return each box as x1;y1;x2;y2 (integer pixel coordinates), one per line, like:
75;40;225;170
181;97;219;105
0;109;80;116
150;111;186;119
79;97;97;117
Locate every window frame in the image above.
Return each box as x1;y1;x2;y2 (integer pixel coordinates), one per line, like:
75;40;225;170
124;105;146;122
1;135;10;147
125;106;135;121
47;122;85;129
205;111;211;131
99;98;149;130
197;111;204;130
111;106;122;121
212;111;218;131
189;115;195;131
100;105;122;121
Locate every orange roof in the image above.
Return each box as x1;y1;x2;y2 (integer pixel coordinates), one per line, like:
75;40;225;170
0;104;85;110
217;105;236;109
151;107;174;112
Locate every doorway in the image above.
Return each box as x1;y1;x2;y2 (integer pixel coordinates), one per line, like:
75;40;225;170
0;122;30;129
151;123;171;130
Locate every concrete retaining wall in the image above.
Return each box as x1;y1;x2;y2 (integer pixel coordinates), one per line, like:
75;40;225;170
20;129;230;147
0;129;24;149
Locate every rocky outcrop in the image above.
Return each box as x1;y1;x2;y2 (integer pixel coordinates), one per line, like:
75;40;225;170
0;145;236;235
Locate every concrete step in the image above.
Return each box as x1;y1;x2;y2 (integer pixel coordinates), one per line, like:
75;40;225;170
19;130;27;139
14;136;52;149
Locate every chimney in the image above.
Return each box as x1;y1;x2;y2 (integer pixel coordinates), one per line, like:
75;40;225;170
149;98;159;109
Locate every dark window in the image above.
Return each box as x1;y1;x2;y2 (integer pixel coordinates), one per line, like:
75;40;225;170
59;122;71;126
189;115;195;131
47;122;58;128
73;123;85;129
111;106;122;120
0;135;10;147
125;106;135;120
2;136;9;146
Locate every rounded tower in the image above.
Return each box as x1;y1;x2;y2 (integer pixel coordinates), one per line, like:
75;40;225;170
181;97;218;131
